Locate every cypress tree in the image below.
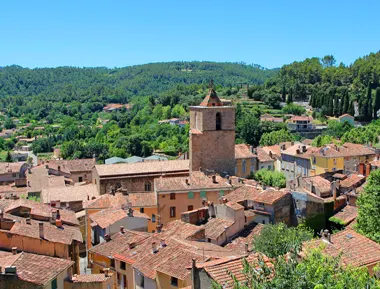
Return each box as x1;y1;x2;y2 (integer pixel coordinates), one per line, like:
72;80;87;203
367;84;373;120
342;90;349;114
374;87;380;120
333;93;339;117
281;85;286;102
328;95;334;116
348;100;355;116
287;87;293;104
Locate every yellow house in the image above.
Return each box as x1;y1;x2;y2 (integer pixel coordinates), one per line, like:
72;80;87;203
308;146;344;176
128;192;158;233
235;144;257;178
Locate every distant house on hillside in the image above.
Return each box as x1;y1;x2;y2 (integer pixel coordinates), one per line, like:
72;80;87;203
103;103;132;112
287;115;314;131
339;114;355;125
260;113;284;123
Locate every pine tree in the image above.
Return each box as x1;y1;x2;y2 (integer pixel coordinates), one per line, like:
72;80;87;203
281;85;286;102
374;87;380;120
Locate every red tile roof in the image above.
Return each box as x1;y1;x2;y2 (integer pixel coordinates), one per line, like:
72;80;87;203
338;143;375;157
155;171;232;192
225;202;244;211
253;189;290;205
256;147;274;163
225;185;262;203
47;158;96;173
303;176;331;195
90;208;128;229
290;115;313;122
71;274;112;283
0;251;74;285
203;218;234;240
304;228;380;267
83;193;128;209
95;160;189;177
0;162;26;174
340;174;365;189
199;89;223;107
127;192;157;207
235;144;256;159
330;205;358;226
41;184;99;203
225;224;264;253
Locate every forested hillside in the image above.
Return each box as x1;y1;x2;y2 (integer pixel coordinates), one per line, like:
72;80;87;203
250;52;380;121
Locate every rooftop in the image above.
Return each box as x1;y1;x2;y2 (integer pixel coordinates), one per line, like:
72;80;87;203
199;88;223;107
253;189;290;205
155;171;231;192
256;147;274;163
338;143;375;157
0;250;74;285
47;158;96;172
235;144;256;159
83;193;128;209
71;274;112;283
95;159;189;177
0;162;25;174
204;218;234;240
330;205;358;226
303;176;331;195
225;223;264;253
304;228;380;267
27;166;66;193
339;174;365;189
225;185;262;203
127;192;157;207
41;184;99;203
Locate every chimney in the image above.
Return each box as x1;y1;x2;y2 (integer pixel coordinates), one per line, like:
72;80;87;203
11;247;17;255
245;243;249;254
249;145;254;153
302;145;307;153
56;200;61;209
228;178;232;185
120;226;124;234
152;242;158;254
45;164;49;169
208;202;216;218
212;175;217;183
104;234;111;242
39;222;44;239
26;218;31;225
0;210;3;220
104;268;109;277
331;181;337;200
87;195;90;200
185;178;190;186
269;151;273;159
51;210;57;224
27;181;30;187
160;239;167;248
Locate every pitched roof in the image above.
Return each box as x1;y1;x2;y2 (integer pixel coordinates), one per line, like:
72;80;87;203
95;160;189;177
0;162;26;174
0;213;82;244
90;208;129;229
339;174;365;189
330;205;358;226
0;251;74;285
290;115;313;122
83;193;128;209
225;185;262;203
199;89;223;107
225;202;244;211
203;253;272;288
225;224;264;253
305;228;380;267
2;198;79;226
155;171;232;192
47;158;96;172
27;166;66;193
127;192;157;207
338;143;376;157
235;144;256;159
282;144;311;158
71;274;112;283
256;147;274;163
253;189;290;205
41;184;99;203
339;114;354;119
204;218;234;240
303;176;331;195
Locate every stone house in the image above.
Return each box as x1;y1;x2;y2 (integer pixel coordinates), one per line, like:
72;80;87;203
47;158;96;183
235;144;256;178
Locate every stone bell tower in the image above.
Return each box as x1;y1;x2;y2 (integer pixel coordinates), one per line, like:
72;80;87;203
189;81;235;176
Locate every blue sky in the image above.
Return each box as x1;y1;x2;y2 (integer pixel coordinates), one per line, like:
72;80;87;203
1;0;379;69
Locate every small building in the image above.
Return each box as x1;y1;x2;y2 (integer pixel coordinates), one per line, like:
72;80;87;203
46;158;96;183
262;142;294;172
287;115;314;131
339;113;355;125
260;113;284;123
103;103;132;112
235;144;257;178
256;147;275;171
0;162;28;185
65;272;115;289
0;249;74;289
338;143;376;172
281;144;312;181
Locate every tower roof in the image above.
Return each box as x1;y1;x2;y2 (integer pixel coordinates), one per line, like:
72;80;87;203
199;88;223;107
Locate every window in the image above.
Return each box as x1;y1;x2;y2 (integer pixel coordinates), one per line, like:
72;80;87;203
188;205;194;211
120;261;126;270
171;277;178;287
200;191;207;199
333;158;337;165
144;182;151;192
262;220;266;224
268;166;272;170
170;193;176;200
242;160;246;173
152;214;156;223
207;238;211;242
12;173;17;178
170;207;176;218
51;278;57;289
140;208;145;213
235;166;238;175
78;177;83;182
110;259;115;268
313;157;316;165
187;191;194;199
216;112;222;130
219;190;224;197
250;163;255;173
94;179;97;184
137;273;144;288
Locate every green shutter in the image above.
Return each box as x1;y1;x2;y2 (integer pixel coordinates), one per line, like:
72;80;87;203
220;190;224;197
188;191;194;199
200;191;207;198
52;278;57;289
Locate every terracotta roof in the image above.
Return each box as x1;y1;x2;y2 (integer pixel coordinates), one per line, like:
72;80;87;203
282;144;311;158
304;228;380;267
160;220;205;240
256;147;274;163
0;213;82;244
0;251;74;285
339;143;375;157
225;223;264;253
203;253;272;288
127;192;157;207
332;173;347;180
253;189;290;205
261;145;281;159
302;139;313;145
290;115;313;122
330;205;358;226
260;115;284;123
235;144;256;159
41;184;99;203
27;166;66;193
0;162;25;174
340;174;365;189
47;158;96;172
90;208;129;229
95;160;189;177
83;193;128;209
199;89;223;107
89;229;150;257
339;114;354;119
225;202;244;211
204;218;234;240
303;176;331;195
2;198;79;226
71;274;112;283
155;171;231;192
225;185;262;203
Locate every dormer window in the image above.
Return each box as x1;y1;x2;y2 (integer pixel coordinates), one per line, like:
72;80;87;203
216;112;222;130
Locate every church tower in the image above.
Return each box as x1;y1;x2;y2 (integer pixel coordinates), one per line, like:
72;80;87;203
189;82;235;176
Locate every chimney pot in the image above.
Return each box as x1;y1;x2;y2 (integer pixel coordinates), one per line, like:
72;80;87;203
11;247;17;255
39;222;44;239
104;268;109;277
245;243;249;254
160;239;167;248
120;226;124;234
152;242;158;254
212;175;217;183
0;209;3;219
26;218;31;224
185;178;190;186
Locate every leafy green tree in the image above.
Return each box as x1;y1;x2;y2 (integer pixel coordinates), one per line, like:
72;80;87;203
251;223;313;258
253;169;286;188
322;120;353;139
259;129;295;146
4;118;15;129
356;169;380;243
321;55;336;67
374;87;380;120
5;151;12;162
281;103;306;116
